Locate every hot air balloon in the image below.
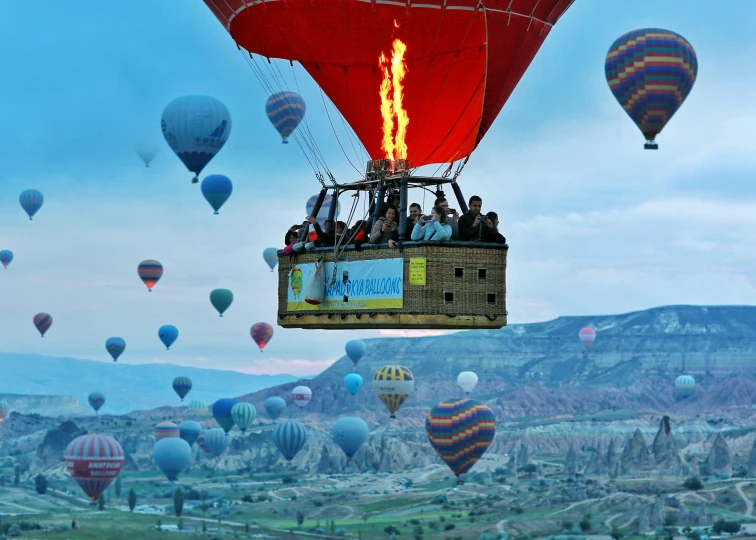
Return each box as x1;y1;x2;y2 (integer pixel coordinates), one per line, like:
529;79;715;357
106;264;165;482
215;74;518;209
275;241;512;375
373;365;414;418
159;325;179;350
290;267;303;299
203;1;572;167
138;260;163;291
196;431;211;454
457;371;478;395
203;427;229;457
263;247;278;272
0;250;13;269
675;374;695;397
105;337;126;362
305;193;340;227
272;420;307;462
578;328;596;348
33;313;52;338
605;29;698;150
332;417;369;459
264;396;286;420
172;376;192;401
188;399;208;417
345;340;366;367
343;373;363;396
265;91;306;144
426;398;496;482
212;398;239;434
137;148;158;167
201;174;233;214
178;420;202;446
65;434;124;501
19;190;43;220
153;421;180;440
251;323;273;352
162;95;232;183
88;392;106;414
0;401;10;424
210;289;234;317
231;402;256;433
153;437;192;481
291;386;312;409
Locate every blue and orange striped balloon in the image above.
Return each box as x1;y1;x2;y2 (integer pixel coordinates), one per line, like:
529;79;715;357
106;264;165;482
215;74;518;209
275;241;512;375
265;91;306;144
138;260;163;291
605;28;698;149
426;398;496;480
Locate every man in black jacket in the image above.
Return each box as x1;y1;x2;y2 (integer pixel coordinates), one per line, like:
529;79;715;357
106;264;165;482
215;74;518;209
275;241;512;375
481;212;506;244
458;195;484;241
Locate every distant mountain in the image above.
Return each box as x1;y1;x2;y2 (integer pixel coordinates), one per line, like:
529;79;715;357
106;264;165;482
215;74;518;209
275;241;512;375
240;305;756;421
0;352;299;415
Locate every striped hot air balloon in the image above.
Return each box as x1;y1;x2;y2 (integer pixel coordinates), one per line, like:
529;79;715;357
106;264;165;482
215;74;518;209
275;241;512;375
265;91;306;144
426;398;496;481
172;377;192;401
605;28;698;149
675;374;696;397
196;431;211;454
138;260;163;291
578;328;596;348
64;434;124;501
373;365;414;418
153;421;180;440
33;312;52;337
209;289;234;317
272;420;307;462
231;402;256;433
251;323;273;352
291;386;312;409
19;189;44;220
188;399;208;417
203;427;229;457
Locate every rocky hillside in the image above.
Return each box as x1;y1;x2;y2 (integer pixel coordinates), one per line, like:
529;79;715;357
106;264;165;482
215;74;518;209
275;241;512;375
0;394;87;417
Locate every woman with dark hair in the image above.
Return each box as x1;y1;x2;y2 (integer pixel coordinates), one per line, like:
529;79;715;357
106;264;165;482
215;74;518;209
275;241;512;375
411;205;452;242
369;206;399;246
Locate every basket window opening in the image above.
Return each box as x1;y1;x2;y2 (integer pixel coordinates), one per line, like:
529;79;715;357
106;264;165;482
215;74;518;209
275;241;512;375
444;291;455;304
454;267;464;279
478;268;487;280
486;292;497;305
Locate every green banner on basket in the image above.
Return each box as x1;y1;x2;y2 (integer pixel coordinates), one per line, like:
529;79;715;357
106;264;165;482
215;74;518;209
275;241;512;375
287;258;404;311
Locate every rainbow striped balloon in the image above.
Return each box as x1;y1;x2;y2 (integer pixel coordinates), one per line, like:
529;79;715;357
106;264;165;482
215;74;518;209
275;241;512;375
265;91;306;143
426;398;496;480
605;28;697;149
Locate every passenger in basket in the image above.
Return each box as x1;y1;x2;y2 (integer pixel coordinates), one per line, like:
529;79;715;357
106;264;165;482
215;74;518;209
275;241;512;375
411;205;452;242
304;216;347;247
370;206;400;248
434;197;460;240
458;195;485;242
405;203;422;238
283;228;303;255
481;211;507;244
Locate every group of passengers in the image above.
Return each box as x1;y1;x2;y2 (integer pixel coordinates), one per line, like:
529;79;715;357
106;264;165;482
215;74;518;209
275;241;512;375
284;195;505;253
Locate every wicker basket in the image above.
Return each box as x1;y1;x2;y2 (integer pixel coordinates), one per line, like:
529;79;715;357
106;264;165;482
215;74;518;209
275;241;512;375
277;241;507;329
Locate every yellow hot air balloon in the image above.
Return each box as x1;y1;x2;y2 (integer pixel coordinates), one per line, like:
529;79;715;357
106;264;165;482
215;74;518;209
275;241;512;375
290;267;303;299
373;365;414;418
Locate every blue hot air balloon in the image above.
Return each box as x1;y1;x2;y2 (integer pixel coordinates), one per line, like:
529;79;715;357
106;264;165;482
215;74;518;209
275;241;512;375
344;373;363;396
158;325;179;350
105;337;126;362
172;377;192;401
332;417;369;459
0;250;13;269
204;427;229;457
264;396;286;420
263;248;278;272
161;95;232;183
178;420;202;446
265;91;306;144
212;398;239;434
153;437;192;482
345;340;366;367
88;392;106;414
19;190;44;220
201;174;233;214
273;420;307;462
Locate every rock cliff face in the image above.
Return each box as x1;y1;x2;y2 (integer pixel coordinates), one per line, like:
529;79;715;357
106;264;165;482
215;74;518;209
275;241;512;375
619;429;653;475
0;394;87;417
708;433;733;478
36;421;87;467
651;415;683;473
563;443;579;479
747;438;756;477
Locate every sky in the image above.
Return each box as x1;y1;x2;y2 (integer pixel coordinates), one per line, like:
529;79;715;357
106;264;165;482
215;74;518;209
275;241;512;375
1;1;755;377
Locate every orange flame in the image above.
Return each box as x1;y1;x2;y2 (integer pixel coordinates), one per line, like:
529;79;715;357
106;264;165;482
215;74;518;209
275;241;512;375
379;38;409;161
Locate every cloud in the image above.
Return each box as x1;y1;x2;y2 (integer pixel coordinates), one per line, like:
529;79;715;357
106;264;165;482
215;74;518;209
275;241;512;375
235;357;334;377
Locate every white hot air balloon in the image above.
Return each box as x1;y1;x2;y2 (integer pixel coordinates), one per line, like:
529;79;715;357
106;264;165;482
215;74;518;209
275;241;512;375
578;327;596;348
675;374;695;397
136;148;158;167
457;371;479;395
291;386;312;408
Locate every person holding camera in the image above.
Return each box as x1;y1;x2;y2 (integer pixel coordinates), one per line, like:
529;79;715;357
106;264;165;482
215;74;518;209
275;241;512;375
458;195;485;241
411;205;452;242
370;206;400;248
481;211;506;244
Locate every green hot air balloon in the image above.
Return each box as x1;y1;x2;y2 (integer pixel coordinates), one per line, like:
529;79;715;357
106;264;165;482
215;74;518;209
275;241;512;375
231;402;256;433
210;289;234;317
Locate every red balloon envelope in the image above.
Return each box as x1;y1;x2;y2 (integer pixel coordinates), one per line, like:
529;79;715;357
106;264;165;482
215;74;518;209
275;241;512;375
251;322;273;352
578;327;596;348
203;0;574;167
64;434;124;501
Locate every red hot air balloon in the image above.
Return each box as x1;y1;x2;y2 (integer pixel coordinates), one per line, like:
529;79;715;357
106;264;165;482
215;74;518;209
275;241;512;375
138;260;163;291
64;434;125;502
578;327;596;348
250;322;273;352
202;0;574;167
33;313;52;337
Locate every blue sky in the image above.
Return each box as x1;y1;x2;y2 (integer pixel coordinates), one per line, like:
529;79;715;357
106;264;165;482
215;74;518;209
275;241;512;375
1;1;755;376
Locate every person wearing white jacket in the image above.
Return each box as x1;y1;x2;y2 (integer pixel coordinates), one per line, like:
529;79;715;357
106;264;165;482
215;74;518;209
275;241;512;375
411;206;453;242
